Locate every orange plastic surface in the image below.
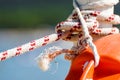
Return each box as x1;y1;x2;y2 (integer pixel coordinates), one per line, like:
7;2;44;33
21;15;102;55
65;34;120;80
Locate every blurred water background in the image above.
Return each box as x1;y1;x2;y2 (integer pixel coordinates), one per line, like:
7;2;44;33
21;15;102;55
0;0;120;80
0;29;73;80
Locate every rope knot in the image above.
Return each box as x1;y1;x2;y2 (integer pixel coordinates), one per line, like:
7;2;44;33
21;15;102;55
37;0;120;71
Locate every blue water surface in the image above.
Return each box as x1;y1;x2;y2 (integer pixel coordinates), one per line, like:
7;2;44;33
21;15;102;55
0;29;73;80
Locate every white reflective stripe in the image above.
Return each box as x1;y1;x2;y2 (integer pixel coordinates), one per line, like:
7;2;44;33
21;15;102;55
86;79;93;80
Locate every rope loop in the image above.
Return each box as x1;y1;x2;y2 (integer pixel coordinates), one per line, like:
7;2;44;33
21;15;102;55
37;0;120;70
54;0;120;67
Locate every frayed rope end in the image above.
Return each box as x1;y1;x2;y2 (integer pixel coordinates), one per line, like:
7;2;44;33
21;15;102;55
37;56;50;71
36;46;62;71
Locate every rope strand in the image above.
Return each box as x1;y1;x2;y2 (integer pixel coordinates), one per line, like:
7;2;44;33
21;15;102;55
0;0;119;71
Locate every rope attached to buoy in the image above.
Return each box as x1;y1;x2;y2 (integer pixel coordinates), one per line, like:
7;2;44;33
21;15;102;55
0;0;119;71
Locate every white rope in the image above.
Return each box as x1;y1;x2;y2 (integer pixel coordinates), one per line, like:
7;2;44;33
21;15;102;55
73;0;100;67
0;0;119;71
0;34;59;61
37;0;120;71
76;0;119;9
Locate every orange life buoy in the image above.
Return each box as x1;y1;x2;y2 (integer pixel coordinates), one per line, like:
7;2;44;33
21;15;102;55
66;34;120;80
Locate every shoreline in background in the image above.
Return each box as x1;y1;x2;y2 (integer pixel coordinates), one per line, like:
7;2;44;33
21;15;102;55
0;1;119;29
